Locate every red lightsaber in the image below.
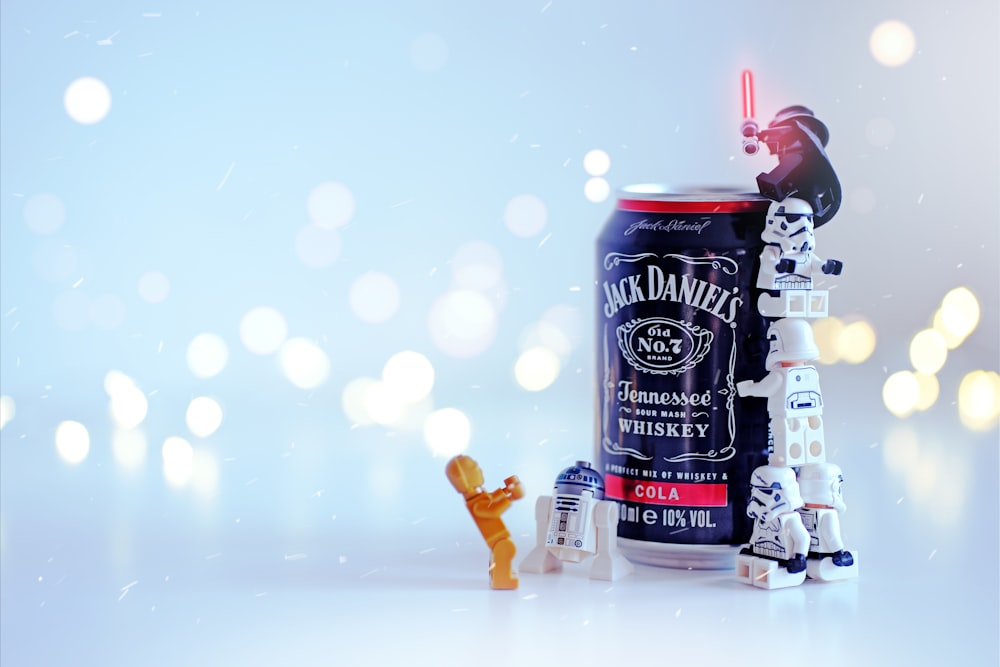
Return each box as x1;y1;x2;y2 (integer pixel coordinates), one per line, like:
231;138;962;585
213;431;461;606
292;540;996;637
740;69;760;155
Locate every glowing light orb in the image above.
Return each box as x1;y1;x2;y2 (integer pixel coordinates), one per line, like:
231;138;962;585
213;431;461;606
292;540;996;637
837;320;877;364
278;338;330;389
186;333;229;379
186;396;224;438
0;395;15;430
936;287;979;345
239;306;288;355
958;370;1000;431
24;193;66;235
584;177;611;203
162;436;194;486
64;76;112;124
410;33;449;72
883;371;920;417
363;381;407;426
451;241;504;291
52;290;91;331
91;294;126;331
55;420;90;464
294;224;342;269
137;271;171;304
349;271;401;324
909;329;947;375
812;317;844;365
423;407;470;457
428;289;497;358
503;194;548;238
870;20;916;67
514;347;561;392
382;350;435;403
583;149;611;176
342;377;377;426
913;372;940;412
307;182;355;229
109;384;148;429
519;322;573;361
112;429;147;472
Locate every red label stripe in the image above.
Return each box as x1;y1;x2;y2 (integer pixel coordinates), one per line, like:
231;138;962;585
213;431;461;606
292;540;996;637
616;198;769;214
605;473;728;507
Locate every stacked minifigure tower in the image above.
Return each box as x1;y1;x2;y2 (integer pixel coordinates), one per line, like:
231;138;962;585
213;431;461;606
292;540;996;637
734;97;860;589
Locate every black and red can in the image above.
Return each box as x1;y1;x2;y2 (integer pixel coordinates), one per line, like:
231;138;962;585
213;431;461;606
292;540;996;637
595;186;771;569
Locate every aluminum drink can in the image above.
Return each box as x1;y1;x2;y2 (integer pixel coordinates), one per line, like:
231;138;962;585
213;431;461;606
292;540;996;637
595;185;771;569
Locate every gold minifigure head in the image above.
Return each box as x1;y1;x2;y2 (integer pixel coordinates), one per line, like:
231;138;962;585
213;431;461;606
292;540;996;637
445;455;484;497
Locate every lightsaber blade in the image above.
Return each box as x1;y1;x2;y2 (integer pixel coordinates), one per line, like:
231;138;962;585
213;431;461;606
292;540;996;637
741;69;755;121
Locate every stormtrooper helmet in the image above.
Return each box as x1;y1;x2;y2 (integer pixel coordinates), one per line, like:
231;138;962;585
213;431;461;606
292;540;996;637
765;318;819;371
763;197;816;255
797;462;847;513
747;465;804;522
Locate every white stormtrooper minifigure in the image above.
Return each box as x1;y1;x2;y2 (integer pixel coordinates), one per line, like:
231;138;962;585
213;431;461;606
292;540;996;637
736;465;810;589
797;462;859;582
520;461;633;581
756;197;843;318
737;318;825;468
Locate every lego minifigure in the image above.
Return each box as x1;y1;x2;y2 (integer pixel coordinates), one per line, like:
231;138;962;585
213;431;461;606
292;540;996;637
520;461;633;581
797;462;859;582
737;318;825;467
756;197;843;319
736;465;810;589
445;455;525;590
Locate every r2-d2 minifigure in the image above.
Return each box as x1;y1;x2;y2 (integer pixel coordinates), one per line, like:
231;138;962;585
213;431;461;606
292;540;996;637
797;462;859;582
737;318;825;468
756;197;843;319
520;461;633;581
737;465;810;589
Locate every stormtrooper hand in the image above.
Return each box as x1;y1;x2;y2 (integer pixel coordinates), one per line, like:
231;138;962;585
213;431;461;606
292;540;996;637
831;550;854;567
786;554;807;574
775;258;797;273
822;259;843;275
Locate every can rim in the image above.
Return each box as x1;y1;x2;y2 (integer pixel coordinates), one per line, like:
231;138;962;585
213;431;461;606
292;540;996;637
616;184;771;213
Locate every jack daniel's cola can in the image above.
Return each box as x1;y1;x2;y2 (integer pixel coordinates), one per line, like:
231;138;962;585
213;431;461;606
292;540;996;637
595;186;770;569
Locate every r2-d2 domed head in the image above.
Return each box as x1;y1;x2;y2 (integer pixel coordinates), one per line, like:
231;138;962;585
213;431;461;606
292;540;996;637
747;465;804;522
765;318;819;371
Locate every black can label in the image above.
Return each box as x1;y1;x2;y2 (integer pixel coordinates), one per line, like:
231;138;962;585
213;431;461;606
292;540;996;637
596;200;769;546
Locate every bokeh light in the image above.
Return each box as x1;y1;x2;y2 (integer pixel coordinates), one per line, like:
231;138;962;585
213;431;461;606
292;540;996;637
363;381;407;426
837;319;877;364
909;328;947;375
958;370;1000;431
382;350;435;403
585;177;611;203
428;289;498;358
813;317;843;365
278;338;330;389
514;347;561;391
186;396;224;438
503;194;548;238
191;450;220;498
349;271;401;324
239;306;288;355
112;428;147;472
23;193;66;235
55;420;90;464
186;333;229;379
913;372;940;412
410;33;449;72
137;271;171;304
870;20;917;67
423;407;471;457
307;182;355;229
583;149;611;176
451;241;504;292
935;287;980;347
162;437;194;487
64;76;112;124
0;395;15;430
342;377;377;426
90;294;126;330
883;371;920;418
294;224;342;269
108;378;148;429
